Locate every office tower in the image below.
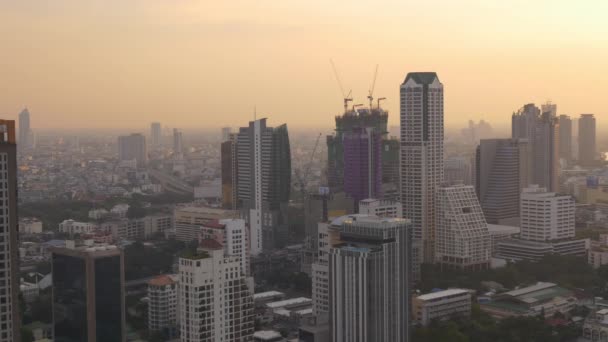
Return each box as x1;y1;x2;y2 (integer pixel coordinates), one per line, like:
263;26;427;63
221;134;237;209
329;215;411;342
436;185;491;270
117;133;147;167
236;118;291;255
400;72;444;265
178;246;254;342
327;107;393;192
221;127;232;141
381;138;400;201
520;185;575;241
476;139;530;224
358;198;402;218
173;128;183;156
558;115;572;164
444;156;473;186
150;122;161;149
52;245;126;342
579;114;596;166
18;108;32;149
0;121;20;342
512;104;559;191
147;274;179;338
343;127;382;204
302;191;355;275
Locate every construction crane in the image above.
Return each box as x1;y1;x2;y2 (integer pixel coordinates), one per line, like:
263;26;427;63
353;103;364;112
297;133;322;196
367;64;379;109
330;59;353;113
377;97;386;109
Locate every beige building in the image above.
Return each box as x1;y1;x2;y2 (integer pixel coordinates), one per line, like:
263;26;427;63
174;206;232;242
412;289;473;326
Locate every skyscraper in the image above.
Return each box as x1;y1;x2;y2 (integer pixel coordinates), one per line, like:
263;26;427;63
579;114;596;166
400;72;444;265
512;104;559;191
52;245;126;342
0;121;20;342
117;133;147;167
343;127;382;204
18;108;32;149
221;127;232;141
558;115;572;164
236;118;291;255
329;215;411;342
221;134;237;209
173;128;183;156
178;245;254;342
476;139;530;224
150;122;161;149
436;185;491;270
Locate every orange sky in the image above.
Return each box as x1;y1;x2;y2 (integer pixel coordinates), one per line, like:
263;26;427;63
1;0;608;131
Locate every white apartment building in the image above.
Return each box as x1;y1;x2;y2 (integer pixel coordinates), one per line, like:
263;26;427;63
58;219;98;236
520;185;575;241
147;274;179;337
412;289;473;326
400;72;444;268
358;198;402;218
178;247;254;342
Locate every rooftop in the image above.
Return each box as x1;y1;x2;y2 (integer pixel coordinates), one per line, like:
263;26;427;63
266;297;312;309
253;330;282;340
148;274;178;287
403;72;439;85
417;288;472;301
253;291;285;300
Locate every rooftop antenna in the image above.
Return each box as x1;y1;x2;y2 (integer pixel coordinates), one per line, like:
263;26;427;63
367;64;378;109
330;59;353;113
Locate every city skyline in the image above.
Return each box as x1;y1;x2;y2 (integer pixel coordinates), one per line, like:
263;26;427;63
2;1;608;130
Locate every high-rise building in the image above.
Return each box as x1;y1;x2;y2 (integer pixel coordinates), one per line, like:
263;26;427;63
178;246;254;342
18;108;32;149
343;127;382;204
150;122;161;149
199;218;250;275
52;245;126;342
400;72;444;266
147;274;179;338
520;185;575;241
541;101;557;118
236;118;291;255
558;115;572;164
476;139;530;224
579;114;596;166
117;133;147;167
0;121;20;342
436;185;491;270
221;134;237;209
173;128;183;156
329;215;411;342
512;104;559;191
221;127;232;141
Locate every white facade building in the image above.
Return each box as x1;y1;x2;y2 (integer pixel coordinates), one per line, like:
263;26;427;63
358;198;402;218
435;185;491;269
400;72;444;268
520;185;575;241
178;247;254;342
147;274;179;337
58;219;98;236
412;289;473;326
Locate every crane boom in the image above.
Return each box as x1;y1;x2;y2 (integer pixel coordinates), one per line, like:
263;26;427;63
367;64;379;109
330;59;353;113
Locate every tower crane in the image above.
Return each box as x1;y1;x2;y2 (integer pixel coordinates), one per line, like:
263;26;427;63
377;97;387;109
297;133;322;196
330;59;353;113
367;64;379;109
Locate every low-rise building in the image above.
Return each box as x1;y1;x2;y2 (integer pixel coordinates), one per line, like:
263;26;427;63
496;238;590;261
58;220;97;236
412;289;473;326
253;330;285;342
582;309;608;341
480;282;577;319
358;199;402;218
19;218;43;234
487;224;520;254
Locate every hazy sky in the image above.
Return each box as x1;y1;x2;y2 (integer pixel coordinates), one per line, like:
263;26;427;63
1;0;608;131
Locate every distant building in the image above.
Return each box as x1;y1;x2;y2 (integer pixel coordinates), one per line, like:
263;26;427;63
329;215;411;342
358;198;402;218
59;219;98;236
221;127;232;141
173;206;231;242
18;108;32;149
435;185;491;270
221;134;237;209
117;133;147;167
19;218;43;234
400;72;444;270
150;122;161;149
178;246;254;341
413;289;473;326
579;114;596;166
558;115;572;164
476;139;530;224
147;274;179;338
481;282;576;319
52;245;125;342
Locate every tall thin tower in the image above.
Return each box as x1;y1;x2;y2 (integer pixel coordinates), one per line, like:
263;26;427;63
0;120;20;341
18;108;31;149
579;114;596;166
400;72;444;268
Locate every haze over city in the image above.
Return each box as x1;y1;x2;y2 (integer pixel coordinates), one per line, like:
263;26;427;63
2;0;608;130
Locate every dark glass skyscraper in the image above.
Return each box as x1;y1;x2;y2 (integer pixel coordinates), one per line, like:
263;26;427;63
52;246;125;342
343;127;382;204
